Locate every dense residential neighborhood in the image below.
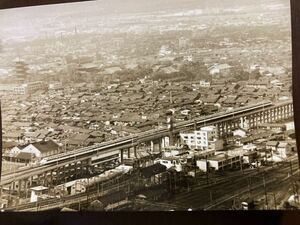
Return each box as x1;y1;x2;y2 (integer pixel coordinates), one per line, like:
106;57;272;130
0;0;298;212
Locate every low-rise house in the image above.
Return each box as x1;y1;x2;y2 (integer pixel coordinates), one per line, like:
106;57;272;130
197;153;240;172
266;141;279;151
14;152;36;164
243;144;257;151
202;95;221;105
233;128;247;138
276;142;292;159
235;97;250;106
257;123;286;132
3;131;24;143
243;151;258;164
3;141;18;151
30;186;49;203
67;133;91;148
246;81;268;89
24;132;42;143
202;104;219;114
19;140;60;158
223;96;238;107
154;157;186;172
270;79;284;88
208;64;232;76
139;163;167;185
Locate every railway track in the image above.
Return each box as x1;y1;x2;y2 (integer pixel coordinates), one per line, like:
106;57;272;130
160;157;299;210
1;100;291;186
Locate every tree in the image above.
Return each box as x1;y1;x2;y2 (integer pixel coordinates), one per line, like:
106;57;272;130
87;200;104;211
233;70;250;81
251;70;262;80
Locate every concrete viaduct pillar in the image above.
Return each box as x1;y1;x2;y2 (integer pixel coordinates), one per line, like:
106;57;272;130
150;139;162;153
134;146;137;158
120;149;124;163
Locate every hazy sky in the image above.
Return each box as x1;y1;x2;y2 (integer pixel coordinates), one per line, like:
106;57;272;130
0;0;289;18
0;0;290;42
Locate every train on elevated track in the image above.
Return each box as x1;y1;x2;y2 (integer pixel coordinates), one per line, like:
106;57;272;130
39;100;276;166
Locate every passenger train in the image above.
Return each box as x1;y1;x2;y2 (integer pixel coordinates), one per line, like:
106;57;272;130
40;100;276;166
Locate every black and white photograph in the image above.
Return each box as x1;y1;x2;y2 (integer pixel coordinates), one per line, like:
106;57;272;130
0;0;297;212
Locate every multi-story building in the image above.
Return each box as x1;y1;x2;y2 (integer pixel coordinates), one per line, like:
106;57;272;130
178;37;189;49
14;81;48;95
180;126;223;150
0;84;15;95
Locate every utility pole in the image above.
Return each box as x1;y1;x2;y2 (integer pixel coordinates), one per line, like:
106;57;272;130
240;156;243;173
170;172;173;193
273;193;277;210
206;156;209;185
194;156;197;177
86;176;90;209
174;173;176;193
289;160;297;198
263;172;268;210
247;177;252;198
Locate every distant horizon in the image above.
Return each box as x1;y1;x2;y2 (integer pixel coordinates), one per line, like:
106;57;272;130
0;0;290;43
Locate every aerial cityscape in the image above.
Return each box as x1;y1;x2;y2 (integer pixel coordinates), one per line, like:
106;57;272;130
0;0;297;211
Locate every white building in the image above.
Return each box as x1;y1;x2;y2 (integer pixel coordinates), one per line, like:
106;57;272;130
9;140;60;160
159;45;172;57
49;82;63;90
178;37;189;49
163;146;185;158
181;109;190;116
180;126;223;150
276;142;291;159
14;81;48;95
154;157;185;172
208;64;232;76
249;64;260;72
285;122;295;131
197;153;240;172
0;84;15;95
30;186;49;202
233;128;247;138
243;144;257;151
199;80;211;88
